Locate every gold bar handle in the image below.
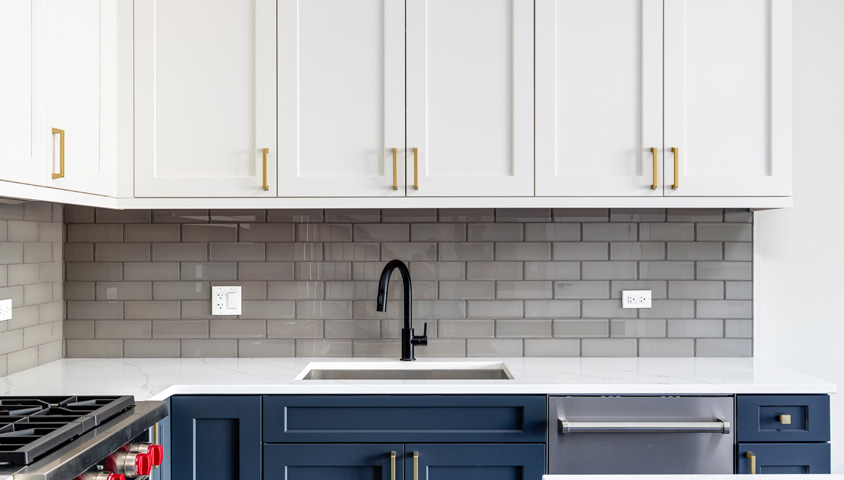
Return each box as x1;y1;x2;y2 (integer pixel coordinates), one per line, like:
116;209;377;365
413;451;419;480
650;147;658;190
51;128;65;179
392;148;398;190
262;148;269;191
746;451;756;475
671;147;679;190
413;147;419;190
390;451;396;480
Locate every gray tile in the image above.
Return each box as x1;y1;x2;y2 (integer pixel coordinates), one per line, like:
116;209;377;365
581;338;637;357
124;301;179;319
409;262;465;280
324;242;380;262
24;243;53;263
124;263;180;281
23;322;62;347
210;243;264;261
610;319;666;338
23;202;53;222
268;243;323;261
439;281;495;300
524;223;580;242
152;210;209;223
238;339;295;357
724;242;752;261
554;281;610;299
181;339;237;357
581;300;636;319
639;262;695;280
525;300;580;318
0;265;6;287
639;223;694;241
239;223;295;242
610;209;666;222
553;209;608;222
524;338;580;357
0;244;23;264
325;282;377;301
324;319;381;339
726;281;753;300
438;209;494;222
381;209;438;223
295;262;351;281
381;243;436;261
354;224;408;242
468;223;523;241
351;262;388;281
268;319;324;338
182;224;237;242
496;319;552;338
351;340;399;358
667;209;723;223
152;320;209;339
415;339;466;358
124;339;181;357
0;220;6;242
467;339;523;357
696;339;752;357
40;262;62;283
524;262;579;280
295;339;352;357
554;319;609;337
38;222;62;243
668;319;724;338
65;244;94;262
697;223;752;242
412;223;466;241
725;319;753;338
0;286;24;307
466;262;523;280
153;281;210;300
296;300;353;319
467;300;522;319
209;210;266;223
63;205;95;223
38;340;62;364
495;209;551;222
496;243;551;261
582;262;636;280
553;242;608;261
639;339;694;357
8;306;37;330
38;302;62;323
697;262;752;280
8;221;38;242
610;281;668;299
296;224;352;242
697;300;752;319
439;243;494;261
667;242;722;261
65;282;96;301
66;339;124;358
96;243;151;262
268;209;324;223
210;319;266;338
583;223;637;241
412;301;467;320
0;330;23;355
179;301;220;319
180;262;237;281
242;301;296;319
125;224;180;242
497;281;553;300
95;320;151;339
324;209;380;223
268;281;324;300
668;281;724;299
96;282;153;301
96;209;151;224
152;243;208;262
639;300;695;319
66;224;123;243
724;209;753;223
8;264;38;286
438;319;494;338
239;262;295;281
67;301;124;320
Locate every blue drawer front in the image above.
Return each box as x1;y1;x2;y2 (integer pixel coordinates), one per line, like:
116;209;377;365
738;443;831;474
736;395;830;442
406;444;545;480
264;443;403;480
263;395;546;443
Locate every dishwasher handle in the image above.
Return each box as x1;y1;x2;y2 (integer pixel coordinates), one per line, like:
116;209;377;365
558;418;731;434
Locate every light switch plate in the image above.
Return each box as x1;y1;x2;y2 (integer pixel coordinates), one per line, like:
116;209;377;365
0;299;12;321
212;286;242;316
621;290;652;309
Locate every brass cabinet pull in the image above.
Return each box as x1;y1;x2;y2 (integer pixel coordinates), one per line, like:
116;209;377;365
671;147;679;190
51;128;65;179
390;451;396;480
262;148;269;191
391;148;398;190
650;147;658;190
746;451;756;475
779;414;792;425
413;451;419;480
413;147;419;190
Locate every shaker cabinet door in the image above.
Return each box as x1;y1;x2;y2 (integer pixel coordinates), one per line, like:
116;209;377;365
277;0;405;197
264;444;404;480
535;0;663;197
134;0;277;198
406;0;534;197
664;0;792;197
406;444;545;480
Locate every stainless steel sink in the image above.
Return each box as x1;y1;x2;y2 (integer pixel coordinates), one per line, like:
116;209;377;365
296;362;513;380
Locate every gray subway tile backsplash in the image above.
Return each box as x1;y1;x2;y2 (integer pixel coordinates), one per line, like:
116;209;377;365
56;207;754;359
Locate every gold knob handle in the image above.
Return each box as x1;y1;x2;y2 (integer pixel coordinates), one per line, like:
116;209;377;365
391;148;398;190
671;147;679;190
650;147;658;190
413;451;419;480
746;451;756;475
779;414;792;425
413;147;419;190
262;148;269;191
390;451;396;480
51;128;65;179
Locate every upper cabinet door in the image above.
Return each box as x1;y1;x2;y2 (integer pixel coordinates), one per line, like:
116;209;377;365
45;0;113;196
278;0;405;197
134;0;277;198
536;0;663;197
664;0;792;196
0;0;45;186
406;0;534;197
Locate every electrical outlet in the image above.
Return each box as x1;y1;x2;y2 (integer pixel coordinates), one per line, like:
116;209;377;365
621;290;652;309
212;286;242;316
0;299;12;321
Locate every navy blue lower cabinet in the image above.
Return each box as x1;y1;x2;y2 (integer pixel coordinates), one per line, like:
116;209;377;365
737;443;831;474
263;444;404;480
171;395;261;480
406;444;545;480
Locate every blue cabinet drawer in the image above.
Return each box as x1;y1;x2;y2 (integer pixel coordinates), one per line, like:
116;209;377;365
263;395;546;443
736;395;830;442
737;443;831;474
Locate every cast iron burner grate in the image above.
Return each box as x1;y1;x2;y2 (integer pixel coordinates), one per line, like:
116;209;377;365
0;396;134;465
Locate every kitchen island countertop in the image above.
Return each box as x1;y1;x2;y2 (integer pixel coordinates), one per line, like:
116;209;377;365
544;476;844;479
0;357;834;400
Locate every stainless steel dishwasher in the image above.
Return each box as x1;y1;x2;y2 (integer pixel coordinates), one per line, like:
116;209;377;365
548;396;734;474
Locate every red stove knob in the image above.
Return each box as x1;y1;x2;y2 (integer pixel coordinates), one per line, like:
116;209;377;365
106;451;151;478
109;475;126;480
74;473;126;480
125;442;163;466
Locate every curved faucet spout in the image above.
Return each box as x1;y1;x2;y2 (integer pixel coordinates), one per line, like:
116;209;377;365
376;259;427;361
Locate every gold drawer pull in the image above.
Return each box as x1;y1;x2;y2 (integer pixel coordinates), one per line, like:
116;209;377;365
412;147;419;190
413;451;419;480
262;148;269;191
51;128;65;179
390;451;396;480
779;414;792;425
671;147;679;190
746;451;756;474
392;148;398;190
650;147;658;190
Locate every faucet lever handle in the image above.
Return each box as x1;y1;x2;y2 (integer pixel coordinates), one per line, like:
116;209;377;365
411;323;428;346
422;322;427;338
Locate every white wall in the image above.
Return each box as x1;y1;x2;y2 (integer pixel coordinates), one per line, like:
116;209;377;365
755;0;844;472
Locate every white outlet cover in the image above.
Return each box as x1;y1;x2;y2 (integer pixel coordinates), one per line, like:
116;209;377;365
621;290;652;309
0;299;12;321
212;286;242;316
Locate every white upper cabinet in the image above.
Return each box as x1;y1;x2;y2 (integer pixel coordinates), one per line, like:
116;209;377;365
134;0;277;198
406;0;534;197
277;0;405;197
664;0;791;197
45;0;114;196
536;0;663;197
0;0;45;186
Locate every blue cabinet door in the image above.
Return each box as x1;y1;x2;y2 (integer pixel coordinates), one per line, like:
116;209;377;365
263;444;404;480
171;395;261;480
406;444;545;480
737;443;831;474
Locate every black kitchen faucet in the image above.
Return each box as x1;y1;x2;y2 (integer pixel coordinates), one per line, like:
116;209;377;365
376;259;428;361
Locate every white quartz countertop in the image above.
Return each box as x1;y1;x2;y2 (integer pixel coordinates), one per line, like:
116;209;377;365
0;357;834;401
543;476;844;479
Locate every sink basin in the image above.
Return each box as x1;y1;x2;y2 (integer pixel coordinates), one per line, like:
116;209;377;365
296;362;513;380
